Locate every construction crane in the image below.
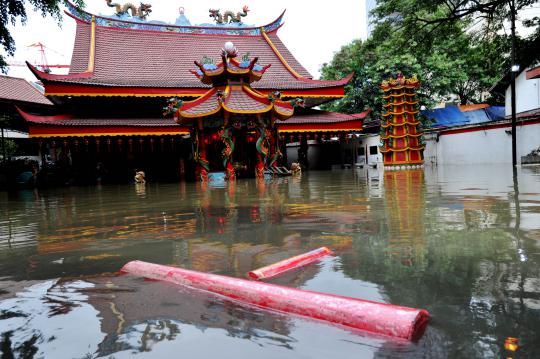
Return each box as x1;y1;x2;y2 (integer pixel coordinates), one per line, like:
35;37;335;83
7;42;69;73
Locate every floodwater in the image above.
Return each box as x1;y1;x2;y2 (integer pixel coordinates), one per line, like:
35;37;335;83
1;165;539;359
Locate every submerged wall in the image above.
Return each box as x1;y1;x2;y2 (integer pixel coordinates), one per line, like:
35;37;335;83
424;121;540;165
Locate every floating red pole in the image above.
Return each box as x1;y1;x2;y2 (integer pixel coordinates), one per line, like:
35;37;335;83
248;247;333;280
121;261;430;340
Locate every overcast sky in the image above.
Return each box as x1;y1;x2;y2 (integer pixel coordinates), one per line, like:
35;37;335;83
5;0;368;80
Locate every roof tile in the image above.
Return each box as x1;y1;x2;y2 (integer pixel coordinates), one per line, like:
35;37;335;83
0;76;53;106
45;20;347;90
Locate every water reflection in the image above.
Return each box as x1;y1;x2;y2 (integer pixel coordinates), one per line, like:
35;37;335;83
1;166;540;358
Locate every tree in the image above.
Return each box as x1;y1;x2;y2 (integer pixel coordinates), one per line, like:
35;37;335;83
321;15;506;118
320;0;540;116
374;0;537;28
0;0;84;72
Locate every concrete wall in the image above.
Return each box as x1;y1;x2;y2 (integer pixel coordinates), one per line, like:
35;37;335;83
425;122;540;165
505;69;540;116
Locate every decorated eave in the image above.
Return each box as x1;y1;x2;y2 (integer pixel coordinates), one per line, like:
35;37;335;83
26;2;352;104
381;76;421;92
175;86;294;124
65;1;284;36
276;109;368;133
172;50;295;123
192;57;271;85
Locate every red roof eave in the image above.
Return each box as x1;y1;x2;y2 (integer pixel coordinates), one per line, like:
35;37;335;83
277;120;363;133
28;125;189;138
39;82;346;98
26;62;93;82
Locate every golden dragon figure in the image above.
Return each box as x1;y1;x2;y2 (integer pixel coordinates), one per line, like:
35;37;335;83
105;0;152;20
209;6;249;25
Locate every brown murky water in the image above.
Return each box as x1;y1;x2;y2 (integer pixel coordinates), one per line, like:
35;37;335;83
1;165;539;358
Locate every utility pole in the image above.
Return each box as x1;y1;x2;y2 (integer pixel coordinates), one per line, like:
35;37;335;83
510;0;518;167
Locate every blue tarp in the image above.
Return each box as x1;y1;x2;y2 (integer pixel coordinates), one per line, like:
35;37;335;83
421;105;505;128
485;106;505;121
422;106;468;128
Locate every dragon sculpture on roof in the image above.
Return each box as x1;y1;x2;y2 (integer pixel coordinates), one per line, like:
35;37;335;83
209;6;249;25
105;0;152;20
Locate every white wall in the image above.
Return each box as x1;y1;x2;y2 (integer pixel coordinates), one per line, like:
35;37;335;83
357;134;383;165
425;122;540;165
506;69;540;116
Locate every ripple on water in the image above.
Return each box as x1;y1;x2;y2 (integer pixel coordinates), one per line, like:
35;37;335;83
1;167;540;358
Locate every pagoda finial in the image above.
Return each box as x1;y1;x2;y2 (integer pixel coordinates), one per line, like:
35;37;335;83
221;42;238;59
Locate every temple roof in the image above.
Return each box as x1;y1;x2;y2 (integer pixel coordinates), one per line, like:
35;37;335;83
0;75;53;106
274;109;367;133
27;4;351;99
18;107;364;136
17;108;189;137
192;56;271;85
284;109;370;124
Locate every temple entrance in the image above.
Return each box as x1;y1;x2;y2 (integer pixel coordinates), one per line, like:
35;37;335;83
199;127;263;179
35;136;192;185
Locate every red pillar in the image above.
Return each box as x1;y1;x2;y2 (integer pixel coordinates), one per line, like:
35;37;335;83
195;119;209;182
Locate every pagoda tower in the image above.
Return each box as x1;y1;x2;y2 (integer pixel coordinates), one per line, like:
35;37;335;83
380;74;424;170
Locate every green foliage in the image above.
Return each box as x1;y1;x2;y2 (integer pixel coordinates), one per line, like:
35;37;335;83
201;55;214;65
162;97;183;116
0;0;85;72
321;0;540;117
1;138;18;159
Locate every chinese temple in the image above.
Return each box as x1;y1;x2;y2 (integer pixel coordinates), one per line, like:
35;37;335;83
18;2;365;183
164;42;298;181
380;75;425;170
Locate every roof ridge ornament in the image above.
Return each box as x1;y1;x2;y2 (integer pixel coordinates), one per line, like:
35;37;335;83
209;5;249;25
221;42;239;59
105;0;152;20
66;2;284;36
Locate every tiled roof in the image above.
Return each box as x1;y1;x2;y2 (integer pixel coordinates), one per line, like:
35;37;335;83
181;90;221;116
0;75;53;106
178;85;293;118
18;110;178;127
224;86;270;112
32;16;349;91
283;109;370;124
19;108;361;128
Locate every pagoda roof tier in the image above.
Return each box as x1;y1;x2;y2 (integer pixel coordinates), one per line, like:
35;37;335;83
175;85;294;122
379;145;425;154
381;75;421;92
28;4;352;101
382;110;420;117
380;133;422;140
381;120;420;128
383;100;418;107
192;57;271;85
